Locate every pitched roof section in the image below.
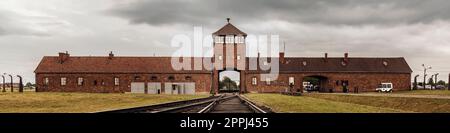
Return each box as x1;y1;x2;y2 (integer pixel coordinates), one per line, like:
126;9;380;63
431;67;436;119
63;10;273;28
247;57;412;73
35;56;412;74
213;23;247;36
34;56;212;74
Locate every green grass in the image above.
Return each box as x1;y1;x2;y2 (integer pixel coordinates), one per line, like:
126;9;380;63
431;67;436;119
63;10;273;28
0;87;35;92
0;92;208;113
306;93;450;113
245;93;403;113
396;90;450;96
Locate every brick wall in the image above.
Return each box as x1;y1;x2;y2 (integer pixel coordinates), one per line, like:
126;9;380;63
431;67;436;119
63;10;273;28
245;72;411;93
36;73;212;93
36;72;410;93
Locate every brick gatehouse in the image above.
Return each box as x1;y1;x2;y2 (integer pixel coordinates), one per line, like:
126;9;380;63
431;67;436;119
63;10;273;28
34;19;412;94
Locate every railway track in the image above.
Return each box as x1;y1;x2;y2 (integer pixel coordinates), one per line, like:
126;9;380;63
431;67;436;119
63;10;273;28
100;93;270;113
199;94;268;113
99;95;222;113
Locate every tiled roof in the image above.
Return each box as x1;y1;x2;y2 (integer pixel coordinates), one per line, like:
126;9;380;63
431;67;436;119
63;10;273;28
212;23;247;36
34;56;212;74
247;57;412;73
35;56;412;74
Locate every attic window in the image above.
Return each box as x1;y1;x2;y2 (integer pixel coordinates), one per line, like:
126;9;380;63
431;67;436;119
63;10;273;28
168;76;175;81
134;76;141;81
383;61;389;67
151;76;158;80
341;61;347;66
302;61;307;66
185;76;192;80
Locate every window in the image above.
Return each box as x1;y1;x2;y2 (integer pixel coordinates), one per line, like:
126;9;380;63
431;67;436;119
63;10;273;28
77;77;84;86
265;78;271;85
43;78;49;86
341;61;347;66
60;77;67;86
289;77;295;85
237;55;241;60
134;76;141;81
302;61;307;66
252;77;257;85
151;76;158;80
93;80;98;86
168;76;175;81
114;77;120;86
226;35;234;43
101;80;105;86
185;76;192;80
342;80;349;86
236;36;244;43
218;55;223;60
215;36;224;43
383;61;388;66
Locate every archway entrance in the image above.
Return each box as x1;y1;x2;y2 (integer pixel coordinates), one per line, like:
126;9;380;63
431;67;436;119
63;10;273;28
302;76;330;93
218;70;241;93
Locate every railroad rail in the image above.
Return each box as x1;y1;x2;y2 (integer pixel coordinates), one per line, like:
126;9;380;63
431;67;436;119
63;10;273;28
99;93;270;113
99;95;222;113
198;94;268;113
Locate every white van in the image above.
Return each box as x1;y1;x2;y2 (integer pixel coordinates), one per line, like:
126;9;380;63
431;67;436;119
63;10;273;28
376;83;393;93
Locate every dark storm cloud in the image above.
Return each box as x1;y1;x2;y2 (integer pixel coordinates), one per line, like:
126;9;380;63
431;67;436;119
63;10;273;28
109;0;450;26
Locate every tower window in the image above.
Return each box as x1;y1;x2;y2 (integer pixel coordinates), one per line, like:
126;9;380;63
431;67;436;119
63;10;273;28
226;35;234;43
215;36;224;43
236;36;244;43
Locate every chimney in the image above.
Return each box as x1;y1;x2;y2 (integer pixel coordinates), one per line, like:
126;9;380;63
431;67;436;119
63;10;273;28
109;51;114;59
58;51;70;63
279;42;286;64
344;52;349;63
324;53;328;62
257;52;260;68
279;52;285;64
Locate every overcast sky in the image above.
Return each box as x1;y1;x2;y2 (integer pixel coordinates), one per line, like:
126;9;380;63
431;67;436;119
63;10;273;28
1;0;450;83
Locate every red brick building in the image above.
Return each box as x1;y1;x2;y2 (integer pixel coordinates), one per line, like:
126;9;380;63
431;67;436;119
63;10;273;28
34;19;412;94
